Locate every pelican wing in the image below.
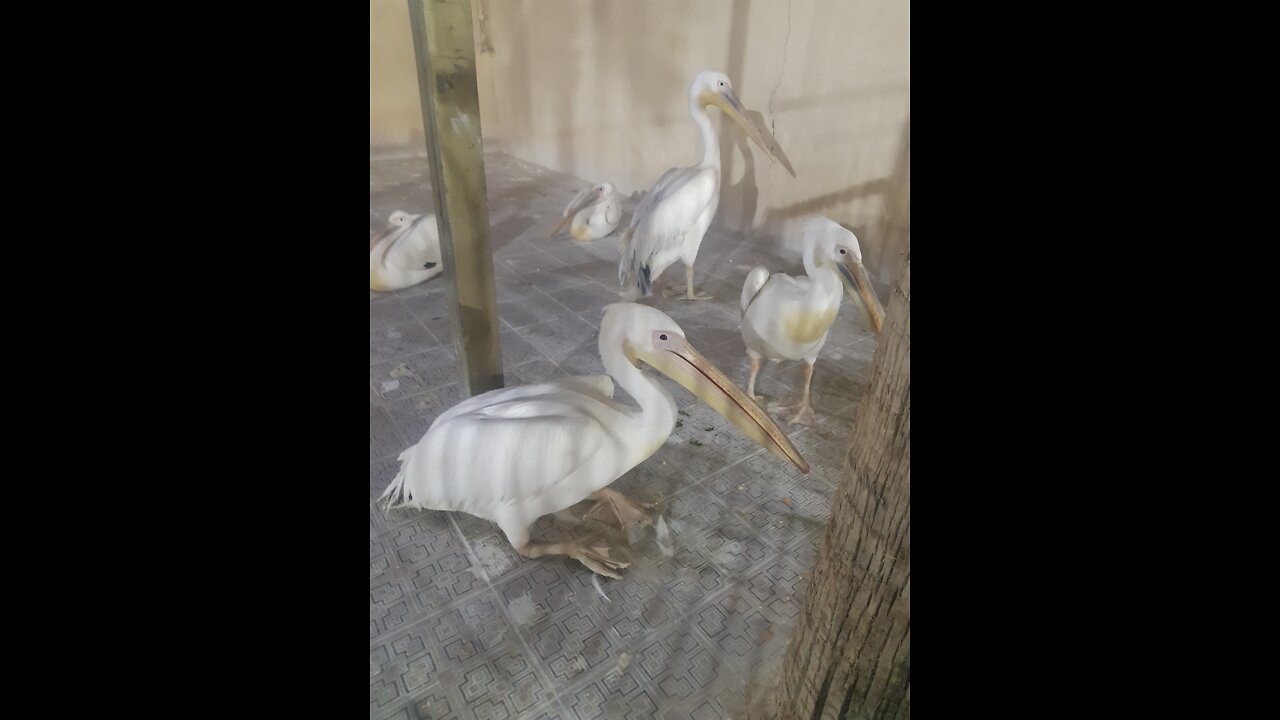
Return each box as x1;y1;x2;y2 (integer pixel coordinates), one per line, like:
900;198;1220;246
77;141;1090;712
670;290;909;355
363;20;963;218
740;265;772;314
619;166;717;291
435;375;614;427
752;273;814;309
742;271;840;359
382;379;619;516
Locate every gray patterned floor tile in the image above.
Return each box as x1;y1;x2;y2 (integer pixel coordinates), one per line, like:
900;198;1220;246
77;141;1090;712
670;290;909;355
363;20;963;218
371;513;487;641
546;283;621;314
372;405;407;462
372;297;417;330
372;347;460;402
371;456;402;502
609;462;689;506
383;383;464;446
494;562;585;628
514;315;598;364
499;330;552;367
372;319;441;365
556;619;747;719
504;358;566;386
686;580;792;672
559;560;681;645
498;292;575;331
370;593;556;720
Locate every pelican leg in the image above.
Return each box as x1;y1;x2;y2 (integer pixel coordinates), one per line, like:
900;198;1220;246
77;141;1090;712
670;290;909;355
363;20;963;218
585;488;655;530
518;541;629;580
746;355;763;402
776;361;817;427
671;266;714;301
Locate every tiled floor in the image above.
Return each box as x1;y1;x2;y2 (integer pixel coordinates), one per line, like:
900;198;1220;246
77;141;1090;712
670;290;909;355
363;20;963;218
370;152;879;719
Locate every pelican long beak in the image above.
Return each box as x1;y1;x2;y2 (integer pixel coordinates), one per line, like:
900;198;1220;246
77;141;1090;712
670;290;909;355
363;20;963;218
837;258;886;334
369;224;400;252
701;88;790;174
636;340;809;473
545;188;602;239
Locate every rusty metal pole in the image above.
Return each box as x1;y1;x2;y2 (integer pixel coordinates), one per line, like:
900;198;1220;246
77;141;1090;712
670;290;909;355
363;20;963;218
407;0;503;396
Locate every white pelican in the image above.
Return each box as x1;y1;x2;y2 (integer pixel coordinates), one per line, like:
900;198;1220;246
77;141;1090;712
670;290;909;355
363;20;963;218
369;210;442;292
619;70;789;301
546;182;622;242
740;216;885;426
380;302;808;578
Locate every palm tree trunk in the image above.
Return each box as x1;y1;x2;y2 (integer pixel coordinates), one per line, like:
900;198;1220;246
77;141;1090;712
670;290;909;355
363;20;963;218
757;252;910;719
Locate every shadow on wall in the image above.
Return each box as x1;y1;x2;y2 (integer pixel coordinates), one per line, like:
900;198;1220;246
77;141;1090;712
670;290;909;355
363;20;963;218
590;0;686;182
550;3;580;175
762;115;910;297
720;119;759;241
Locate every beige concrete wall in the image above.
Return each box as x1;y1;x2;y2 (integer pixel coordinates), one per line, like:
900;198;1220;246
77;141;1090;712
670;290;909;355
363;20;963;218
370;0;500;151
370;0;909;286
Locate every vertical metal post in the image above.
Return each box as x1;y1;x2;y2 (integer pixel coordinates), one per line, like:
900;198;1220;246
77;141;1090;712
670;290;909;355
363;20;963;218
407;0;503;396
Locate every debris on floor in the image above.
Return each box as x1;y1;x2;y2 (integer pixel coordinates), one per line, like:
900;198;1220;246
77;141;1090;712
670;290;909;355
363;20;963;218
655;515;675;557
591;574;611;602
508;592;539;625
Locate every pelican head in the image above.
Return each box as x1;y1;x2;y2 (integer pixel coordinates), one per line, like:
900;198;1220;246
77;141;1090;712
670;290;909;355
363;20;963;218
372;210;416;252
809;220;886;334
691;70;786;169
606;302;809;473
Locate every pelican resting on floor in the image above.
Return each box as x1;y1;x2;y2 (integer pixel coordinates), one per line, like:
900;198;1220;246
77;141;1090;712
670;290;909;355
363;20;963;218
370;210;442;292
546;182;622;242
380;302;808;578
740;216;885;426
619;70;790;302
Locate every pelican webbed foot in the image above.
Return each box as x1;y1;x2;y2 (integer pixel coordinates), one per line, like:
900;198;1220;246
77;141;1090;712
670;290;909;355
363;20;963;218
670;290;715;301
585;488;655;530
518;541;629;580
773;399;817;427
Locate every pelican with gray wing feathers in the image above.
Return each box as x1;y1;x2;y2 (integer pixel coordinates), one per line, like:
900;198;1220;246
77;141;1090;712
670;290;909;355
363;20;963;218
619;70;791;301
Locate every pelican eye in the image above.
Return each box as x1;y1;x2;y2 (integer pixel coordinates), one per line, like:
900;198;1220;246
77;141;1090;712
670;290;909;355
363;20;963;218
659;334;668;340
839;249;847;254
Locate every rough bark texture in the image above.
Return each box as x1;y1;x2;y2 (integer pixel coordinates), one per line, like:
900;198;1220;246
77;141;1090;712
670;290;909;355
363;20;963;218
757;253;910;720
